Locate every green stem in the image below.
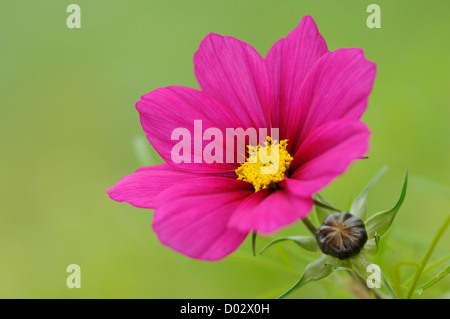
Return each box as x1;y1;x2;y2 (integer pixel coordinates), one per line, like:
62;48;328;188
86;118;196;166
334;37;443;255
406;215;450;299
349;272;383;299
392;261;420;298
301;217;317;235
313;199;341;212
402;254;450;286
252;232;257;257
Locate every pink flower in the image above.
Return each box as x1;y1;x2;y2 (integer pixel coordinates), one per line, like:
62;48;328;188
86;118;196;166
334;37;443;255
107;16;376;261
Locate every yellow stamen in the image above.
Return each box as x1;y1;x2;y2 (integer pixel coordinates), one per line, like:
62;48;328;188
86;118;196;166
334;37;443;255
235;137;293;192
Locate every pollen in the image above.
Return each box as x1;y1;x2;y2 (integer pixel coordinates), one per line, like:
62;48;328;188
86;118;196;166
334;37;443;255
235;137;293;192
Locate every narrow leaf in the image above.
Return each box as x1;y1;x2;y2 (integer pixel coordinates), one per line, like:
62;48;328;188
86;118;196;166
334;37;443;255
313;194;339;224
415;265;450;295
363;232;381;255
406;215;450;299
374;232;380;247
365;170;408;238
260;236;319;254
323;261;352;271
277;254;334;299
350;166;389;219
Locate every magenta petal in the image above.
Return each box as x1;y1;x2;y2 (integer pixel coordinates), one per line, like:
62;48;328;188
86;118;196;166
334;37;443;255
106;164;200;209
286;48;376;153
194;33;271;129
136;86;241;174
229;187;313;235
266;15;328;134
153;177;253;261
287;120;370;196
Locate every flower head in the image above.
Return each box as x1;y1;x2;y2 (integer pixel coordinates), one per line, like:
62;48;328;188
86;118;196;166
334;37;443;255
107;16;376;261
235;137;293;192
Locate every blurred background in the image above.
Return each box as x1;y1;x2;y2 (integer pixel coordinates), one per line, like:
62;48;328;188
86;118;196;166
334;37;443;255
0;0;448;298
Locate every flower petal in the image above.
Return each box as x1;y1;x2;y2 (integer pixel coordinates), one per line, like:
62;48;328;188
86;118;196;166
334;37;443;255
106;163;199;209
229;187;313;235
285;48;376;153
136;86;242;174
194;33;271;129
153;177;253;261
265;15;328;135
287;120;370;196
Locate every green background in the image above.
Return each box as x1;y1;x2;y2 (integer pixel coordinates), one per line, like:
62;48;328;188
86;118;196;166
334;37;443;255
1;0;449;298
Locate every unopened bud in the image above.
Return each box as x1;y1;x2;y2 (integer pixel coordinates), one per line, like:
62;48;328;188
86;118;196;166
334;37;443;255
315;212;368;260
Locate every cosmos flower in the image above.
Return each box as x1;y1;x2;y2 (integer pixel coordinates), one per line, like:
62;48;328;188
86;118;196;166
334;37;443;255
107;16;376;261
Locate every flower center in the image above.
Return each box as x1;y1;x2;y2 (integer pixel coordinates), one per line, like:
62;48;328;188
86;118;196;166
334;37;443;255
235;137;293;192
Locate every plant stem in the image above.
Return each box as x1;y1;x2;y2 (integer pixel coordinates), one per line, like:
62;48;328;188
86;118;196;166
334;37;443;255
301;217;317;235
252;232;257;256
406;215;450;299
351;272;381;299
313;199;341;212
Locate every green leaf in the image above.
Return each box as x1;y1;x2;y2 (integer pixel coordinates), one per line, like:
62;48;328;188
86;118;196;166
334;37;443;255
350;166;389;220
313;194;339;224
365;170;408;238
424;254;450;275
277;254;337;299
362;238;377;255
374;232;380;247
406;215;450;299
350;253;374;280
260;236;319;254
324;261;352;271
363;232;381;255
350;253;397;299
415;265;450;295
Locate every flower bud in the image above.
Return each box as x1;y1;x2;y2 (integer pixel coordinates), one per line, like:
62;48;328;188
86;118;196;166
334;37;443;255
315;211;368;260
